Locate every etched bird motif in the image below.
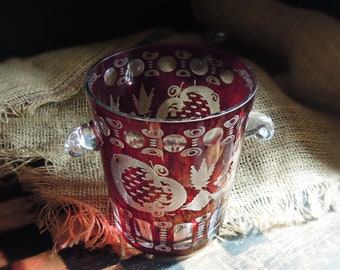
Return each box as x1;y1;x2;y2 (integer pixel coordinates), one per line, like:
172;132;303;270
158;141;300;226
133;83;155;116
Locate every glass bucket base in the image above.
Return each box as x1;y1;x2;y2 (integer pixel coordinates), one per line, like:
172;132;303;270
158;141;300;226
113;214;220;259
112;200;224;257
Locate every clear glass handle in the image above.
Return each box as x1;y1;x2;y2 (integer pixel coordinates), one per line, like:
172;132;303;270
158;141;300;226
64;121;101;157
65;112;274;157
245;112;274;140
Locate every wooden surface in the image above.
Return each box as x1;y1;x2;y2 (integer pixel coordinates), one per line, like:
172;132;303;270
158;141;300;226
1;175;339;269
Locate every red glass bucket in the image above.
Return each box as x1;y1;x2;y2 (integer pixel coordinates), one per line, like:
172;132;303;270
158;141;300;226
65;44;274;256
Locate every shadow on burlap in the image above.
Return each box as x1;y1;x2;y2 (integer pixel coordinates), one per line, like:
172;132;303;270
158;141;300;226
1;0;340;259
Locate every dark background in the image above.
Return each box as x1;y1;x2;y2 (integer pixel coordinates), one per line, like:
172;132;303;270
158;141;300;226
0;0;339;61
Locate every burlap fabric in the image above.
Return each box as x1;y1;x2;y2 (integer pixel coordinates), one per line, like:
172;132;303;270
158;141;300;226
192;0;340;114
1;0;340;259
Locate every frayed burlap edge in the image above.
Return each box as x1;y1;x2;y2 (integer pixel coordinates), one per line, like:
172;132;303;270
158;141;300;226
18;166;142;259
220;178;340;237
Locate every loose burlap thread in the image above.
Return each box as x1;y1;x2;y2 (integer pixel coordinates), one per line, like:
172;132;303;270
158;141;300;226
1;4;340;258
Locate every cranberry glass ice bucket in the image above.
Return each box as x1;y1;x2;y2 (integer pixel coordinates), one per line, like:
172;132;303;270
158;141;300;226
65;44;274;256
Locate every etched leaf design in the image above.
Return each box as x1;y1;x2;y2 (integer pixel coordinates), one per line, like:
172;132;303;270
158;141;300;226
190;158;215;190
133;83;155;115
181;189;211;211
110;95;120;111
